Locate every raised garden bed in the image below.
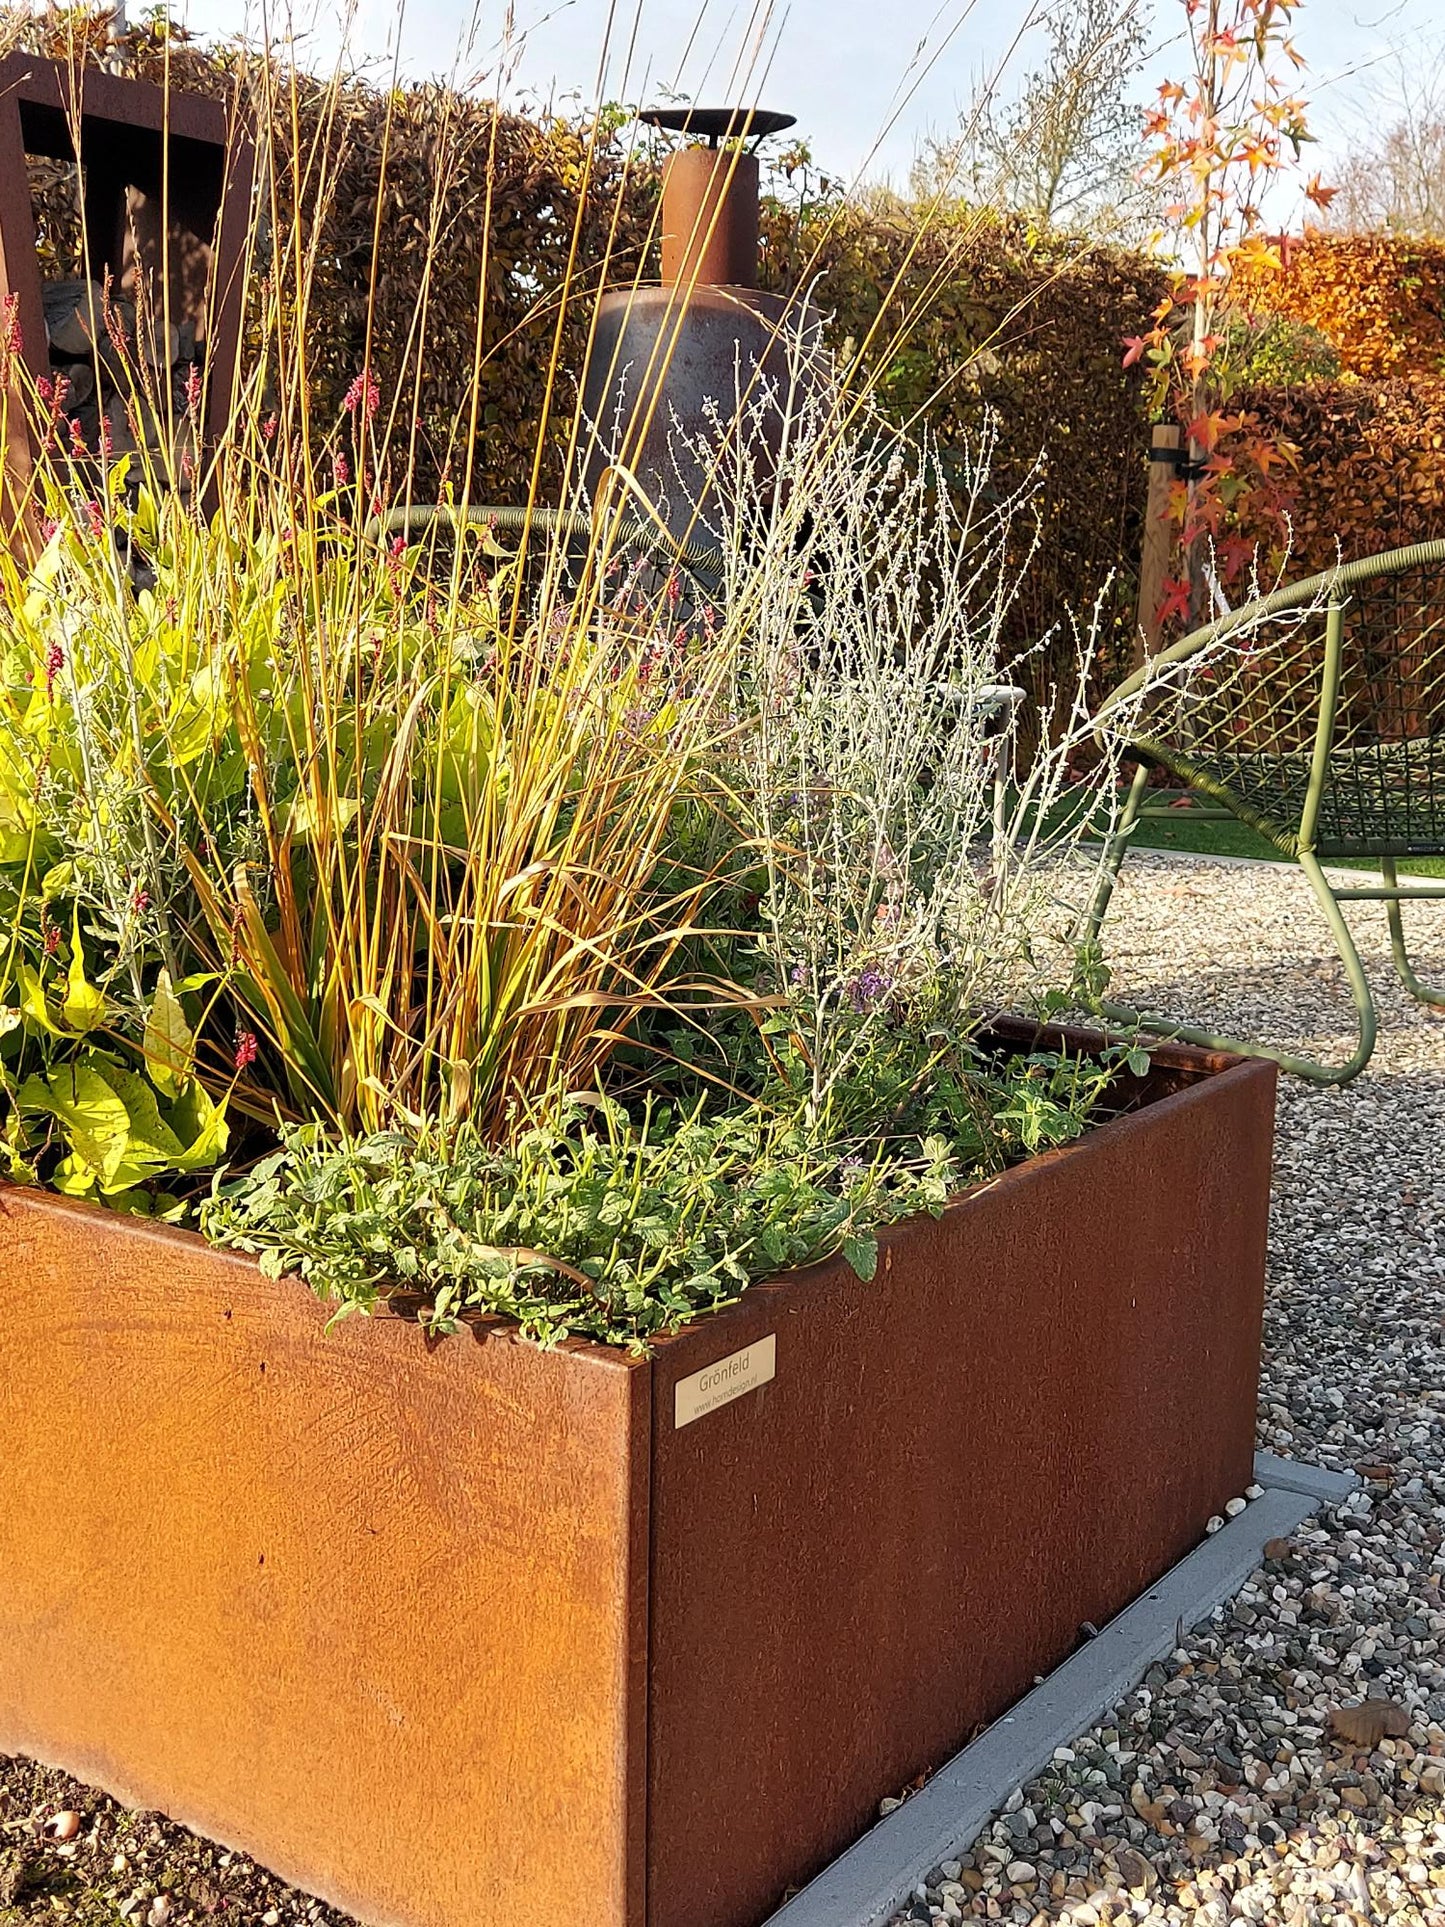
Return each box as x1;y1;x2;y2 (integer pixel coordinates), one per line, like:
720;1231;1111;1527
0;1025;1274;1927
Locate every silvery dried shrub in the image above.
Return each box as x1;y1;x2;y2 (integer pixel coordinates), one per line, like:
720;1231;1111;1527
655;343;1325;1125
658;348;1166;1125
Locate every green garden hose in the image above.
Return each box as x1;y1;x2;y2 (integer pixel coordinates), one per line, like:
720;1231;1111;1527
361;502;725;581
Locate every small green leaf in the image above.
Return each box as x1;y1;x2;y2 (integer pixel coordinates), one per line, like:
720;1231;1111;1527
51;1152;100;1198
62;909;106;1033
169;1078;230;1172
841;1233;878;1282
1126;1046;1151;1077
15;962;63;1036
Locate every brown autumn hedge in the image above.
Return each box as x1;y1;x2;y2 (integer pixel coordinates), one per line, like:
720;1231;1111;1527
761;199;1165;684
7;9;1170;688
11;10;664;501
1232;232;1445;382
1225;375;1445;578
21;15;1445;687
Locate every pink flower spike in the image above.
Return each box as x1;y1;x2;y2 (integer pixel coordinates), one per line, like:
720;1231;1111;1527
344;368;380;423
233;1030;258;1072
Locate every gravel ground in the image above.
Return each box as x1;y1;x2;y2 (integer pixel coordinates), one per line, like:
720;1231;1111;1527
888;852;1445;1927
4;852;1442;1926
0;1756;354;1926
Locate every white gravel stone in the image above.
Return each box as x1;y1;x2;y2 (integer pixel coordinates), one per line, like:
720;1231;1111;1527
887;855;1445;1927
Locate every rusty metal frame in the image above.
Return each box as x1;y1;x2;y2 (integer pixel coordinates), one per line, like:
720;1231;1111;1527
0;52;253;529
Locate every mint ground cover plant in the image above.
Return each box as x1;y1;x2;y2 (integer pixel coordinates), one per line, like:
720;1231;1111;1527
202;1046;1138;1348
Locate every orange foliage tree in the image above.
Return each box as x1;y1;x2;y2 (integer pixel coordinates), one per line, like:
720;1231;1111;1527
1127;0;1335;629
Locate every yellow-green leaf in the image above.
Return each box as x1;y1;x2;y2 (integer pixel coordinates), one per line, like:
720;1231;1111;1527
171;1081;229;1172
15;963;63;1036
32;1064;132;1183
62;910;106;1034
144;970;195;1098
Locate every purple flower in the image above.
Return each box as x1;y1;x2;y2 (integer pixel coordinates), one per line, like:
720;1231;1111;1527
848;967;893;1013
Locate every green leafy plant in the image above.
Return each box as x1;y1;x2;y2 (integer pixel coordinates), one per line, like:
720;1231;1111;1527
203;1046;1127;1348
0;11;1176;1347
0;887;229;1210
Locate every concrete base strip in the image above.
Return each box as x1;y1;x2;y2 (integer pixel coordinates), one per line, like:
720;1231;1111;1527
1253;1451;1357;1503
763;1454;1355;1927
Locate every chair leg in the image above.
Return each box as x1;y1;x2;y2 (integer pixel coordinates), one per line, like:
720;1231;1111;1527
1088;847;1378;1086
1382;858;1445;1008
1077;762;1149;955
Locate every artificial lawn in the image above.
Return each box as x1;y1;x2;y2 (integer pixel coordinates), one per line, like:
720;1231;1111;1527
1123;807;1445;877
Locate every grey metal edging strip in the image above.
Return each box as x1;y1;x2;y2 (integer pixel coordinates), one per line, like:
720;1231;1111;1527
762;1455;1354;1927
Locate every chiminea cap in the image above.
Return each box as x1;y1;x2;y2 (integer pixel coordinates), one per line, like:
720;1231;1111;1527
640;105;796;148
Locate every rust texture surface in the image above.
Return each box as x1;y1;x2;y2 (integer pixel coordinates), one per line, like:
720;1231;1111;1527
659;146;760;289
0;1188;650;1927
0;1036;1273;1927
644;1053;1276;1927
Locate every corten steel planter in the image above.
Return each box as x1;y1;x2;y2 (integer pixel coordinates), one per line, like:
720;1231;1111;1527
0;1027;1274;1927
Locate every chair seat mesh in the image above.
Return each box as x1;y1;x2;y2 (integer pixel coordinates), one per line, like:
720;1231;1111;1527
1127;556;1445;859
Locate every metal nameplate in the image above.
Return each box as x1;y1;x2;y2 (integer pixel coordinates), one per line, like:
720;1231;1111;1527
674;1334;776;1428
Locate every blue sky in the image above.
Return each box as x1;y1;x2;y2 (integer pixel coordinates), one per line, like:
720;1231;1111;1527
169;0;1443;198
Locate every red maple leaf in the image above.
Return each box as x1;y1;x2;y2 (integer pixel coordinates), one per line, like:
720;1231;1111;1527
1157;577;1194;628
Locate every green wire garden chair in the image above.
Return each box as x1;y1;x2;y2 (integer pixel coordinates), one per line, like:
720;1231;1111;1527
1083;538;1445;1084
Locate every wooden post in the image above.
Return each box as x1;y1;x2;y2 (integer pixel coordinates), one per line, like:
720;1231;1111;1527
1134;422;1181;666
0;55;251;549
0;83;46;555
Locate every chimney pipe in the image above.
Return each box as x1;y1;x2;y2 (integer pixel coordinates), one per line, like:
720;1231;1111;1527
580;105;812;541
640;107;795;291
660;147;760;289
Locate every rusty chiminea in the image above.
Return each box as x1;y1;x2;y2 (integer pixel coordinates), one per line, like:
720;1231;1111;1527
580;105;817;543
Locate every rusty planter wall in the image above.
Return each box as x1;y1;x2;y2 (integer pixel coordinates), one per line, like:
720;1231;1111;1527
0;1033;1274;1927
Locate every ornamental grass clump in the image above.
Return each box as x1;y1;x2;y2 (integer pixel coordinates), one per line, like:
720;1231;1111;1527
0;17;1197;1339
